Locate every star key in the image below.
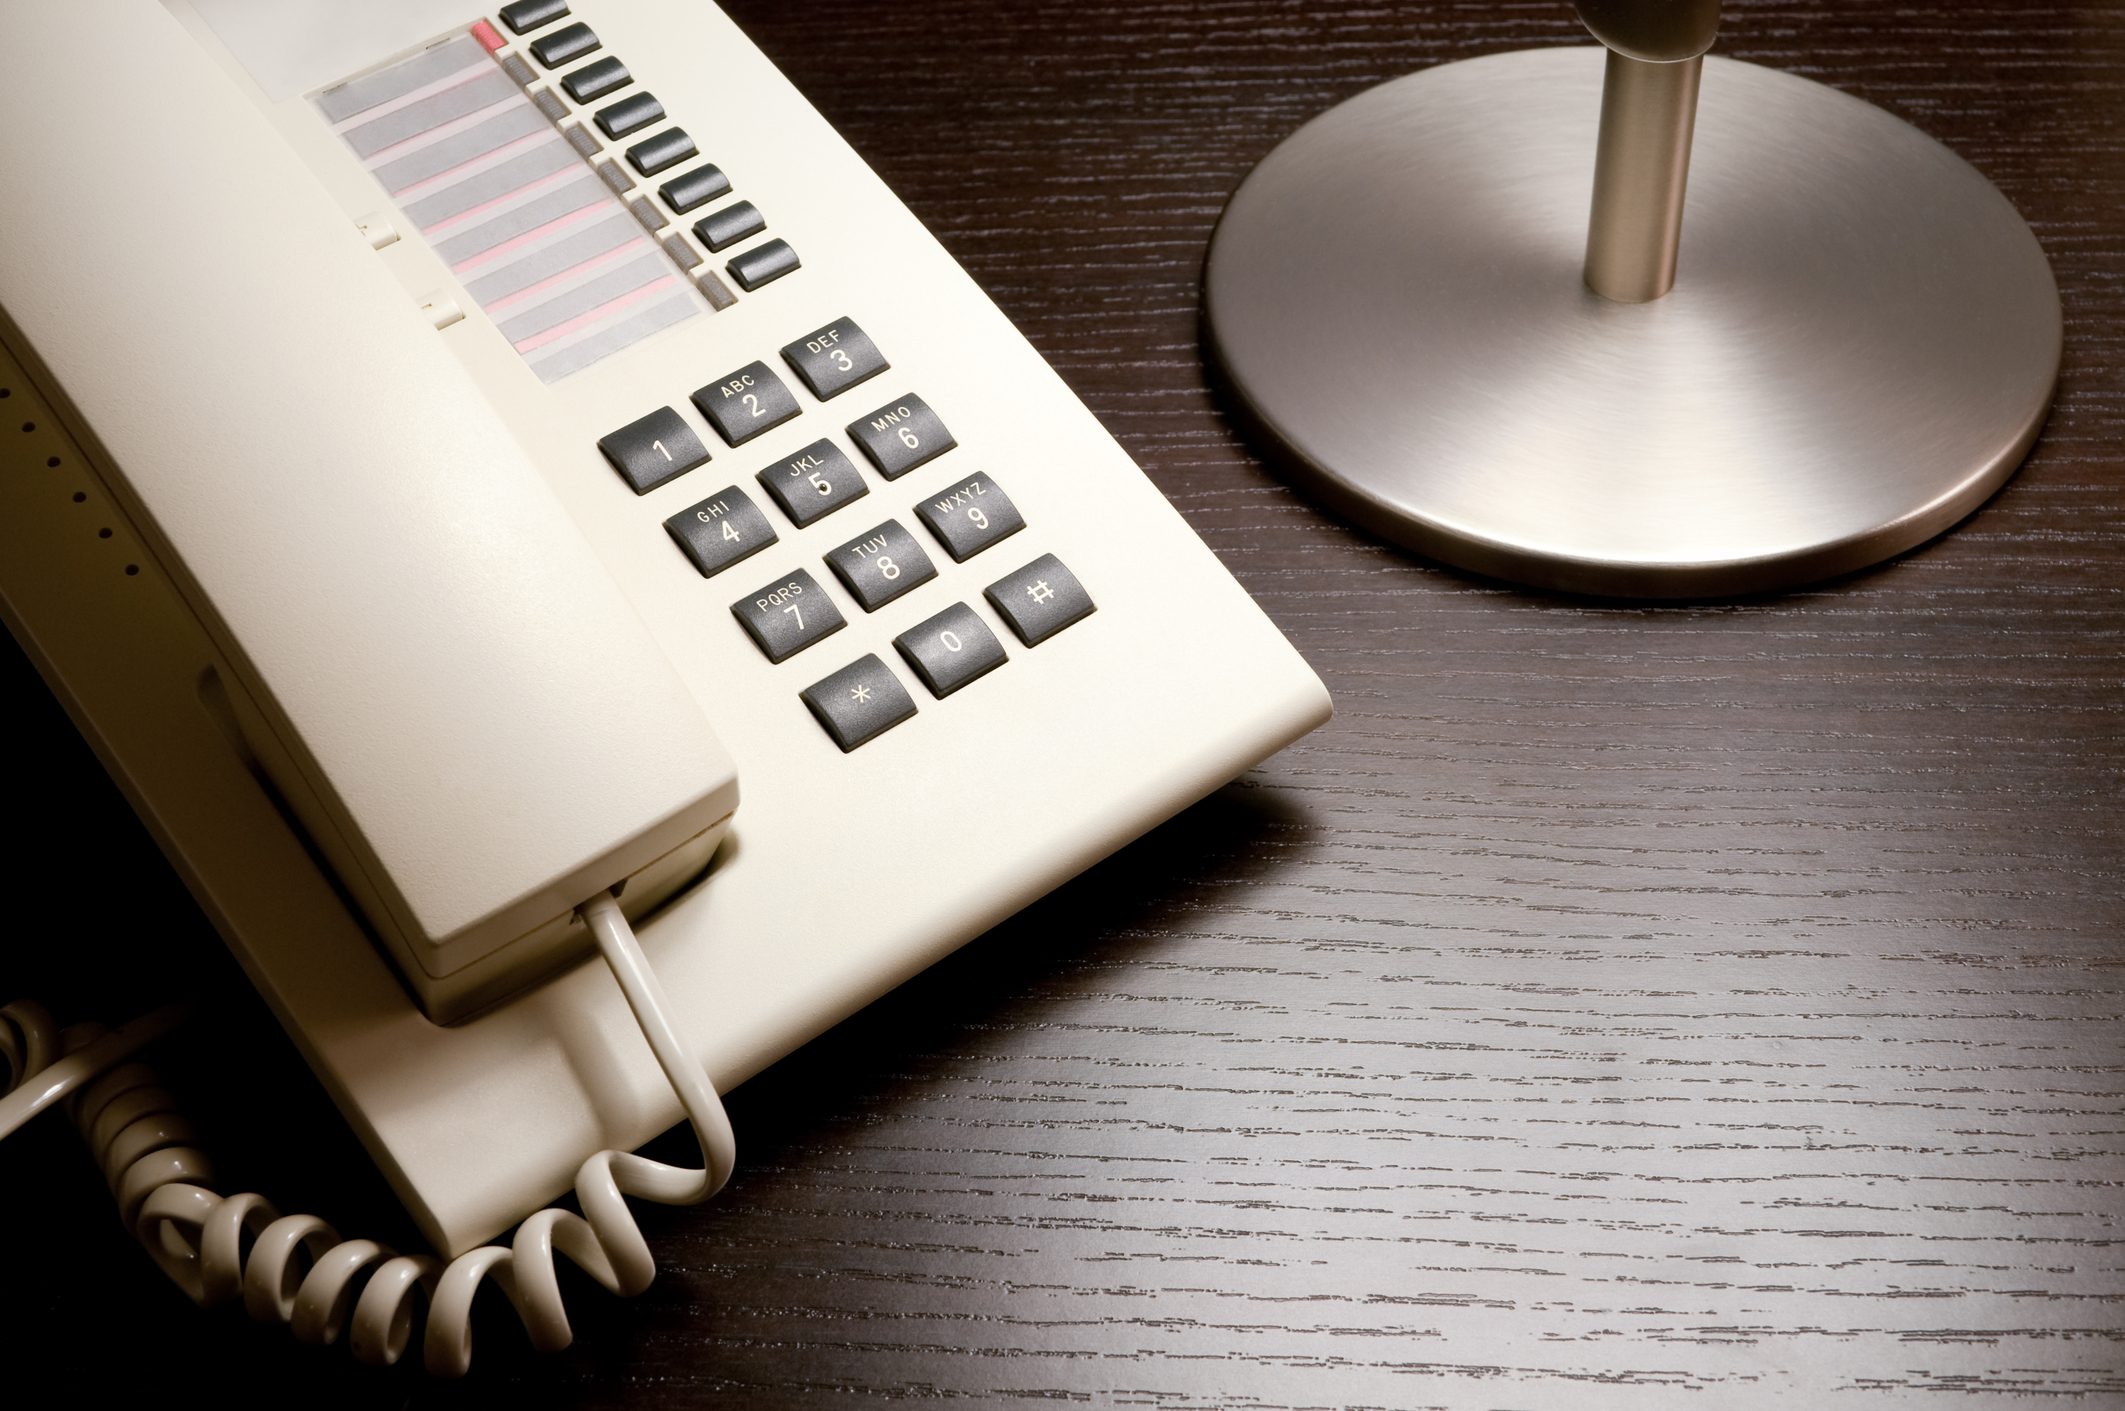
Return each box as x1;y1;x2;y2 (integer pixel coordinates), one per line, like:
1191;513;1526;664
800;654;916;752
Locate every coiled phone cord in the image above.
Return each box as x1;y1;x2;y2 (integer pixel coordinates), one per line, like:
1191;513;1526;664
0;891;735;1375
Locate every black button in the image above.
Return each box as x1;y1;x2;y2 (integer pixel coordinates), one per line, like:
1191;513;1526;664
984;554;1095;646
626;127;696;176
781;319;889;401
731;568;844;664
727;238;799;292
800;655;917;752
692;200;765;252
754;438;869;529
500;0;569;34
597;406;709;495
595;91;663;139
894;602;1008;699
823;519;936;613
660;164;730;214
846;393;956;480
529;21;599;67
561;56;629;103
915;474;1026;562
663;485;777;578
691;361;801;447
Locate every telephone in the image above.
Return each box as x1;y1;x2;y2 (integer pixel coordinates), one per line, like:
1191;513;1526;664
0;0;1329;1370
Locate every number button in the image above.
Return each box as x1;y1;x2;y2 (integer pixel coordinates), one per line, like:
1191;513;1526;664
691;360;801;446
597;406;709;495
984;554;1095;646
754;438;869;528
730;568;845;663
845;392;955;480
893;602;1008;698
781;318;889;401
662;484;777;578
914;474;1026;562
823;518;936;612
799;654;918;753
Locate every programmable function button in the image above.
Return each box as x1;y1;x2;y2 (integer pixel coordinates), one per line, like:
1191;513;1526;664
824;519;936;612
781;319;888;401
499;0;570;34
847;393;955;480
916;474;1025;562
529;21;599;67
627;127;696;176
660;164;730;214
663;485;777;578
597;406;709;495
693;200;765;252
985;554;1095;646
755;438;869;528
801;654;917;753
692;361;801;446
894;602;1008;699
728;238;799;292
596;92;663;139
561;56;629;103
731;567;844;664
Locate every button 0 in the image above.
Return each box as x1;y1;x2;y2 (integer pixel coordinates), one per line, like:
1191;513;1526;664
894;602;1007;699
846;393;955;480
781;318;888;401
663;485;777;578
731;568;844;664
692;361;802;446
984;554;1095;646
801;654;917;753
824;519;936;613
597;405;708;495
755;438;869;528
915;474;1025;562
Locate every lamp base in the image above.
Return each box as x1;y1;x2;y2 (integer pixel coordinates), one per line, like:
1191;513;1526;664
1203;48;2061;597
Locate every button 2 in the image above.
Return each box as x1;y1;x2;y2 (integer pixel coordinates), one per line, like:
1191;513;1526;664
731;568;844;663
824;519;936;612
755;438;869;528
985;554;1095;646
663;485;777;578
691;361;801;446
801;655;917;752
846;393;955;480
781;319;888;401
916;474;1025;561
894;602;1007;698
597;406;709;495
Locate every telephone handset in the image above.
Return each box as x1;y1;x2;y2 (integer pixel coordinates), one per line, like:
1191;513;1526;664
0;0;1331;1368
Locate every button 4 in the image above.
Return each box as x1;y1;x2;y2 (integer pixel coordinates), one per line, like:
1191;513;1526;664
663;484;777;577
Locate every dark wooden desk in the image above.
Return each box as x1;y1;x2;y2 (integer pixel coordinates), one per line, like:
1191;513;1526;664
6;0;2121;1404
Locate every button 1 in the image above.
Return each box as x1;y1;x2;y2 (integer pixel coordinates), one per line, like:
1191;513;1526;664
561;56;629;103
595;91;663;139
984;554;1095;646
663;485;777;578
731;568;844;663
781;318;888;401
626;127;696;176
915;474;1025;562
500;0;569;34
800;655;917;752
823;519;936;613
755;438;869;528
660;164;730;214
893;602;1007;699
727;238;799;292
692;200;765;252
529;21;599;67
597;406;708;495
691;361;801;446
846;393;956;480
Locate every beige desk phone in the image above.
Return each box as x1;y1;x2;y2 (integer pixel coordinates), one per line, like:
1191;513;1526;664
0;0;1328;1371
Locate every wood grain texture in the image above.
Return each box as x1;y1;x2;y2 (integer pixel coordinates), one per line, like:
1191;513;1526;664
2;0;2120;1404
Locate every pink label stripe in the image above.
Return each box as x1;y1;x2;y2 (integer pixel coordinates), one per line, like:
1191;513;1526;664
420;163;581;239
358;91;521;169
387;128;552;204
484;241;648;315
512;277;681;354
452;201;609;275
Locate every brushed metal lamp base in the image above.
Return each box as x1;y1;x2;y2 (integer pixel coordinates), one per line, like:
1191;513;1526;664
1203;48;2062;597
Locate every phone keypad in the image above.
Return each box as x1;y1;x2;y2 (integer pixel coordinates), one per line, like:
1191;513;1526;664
731;569;844;663
664;485;777;578
693;361;801;446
